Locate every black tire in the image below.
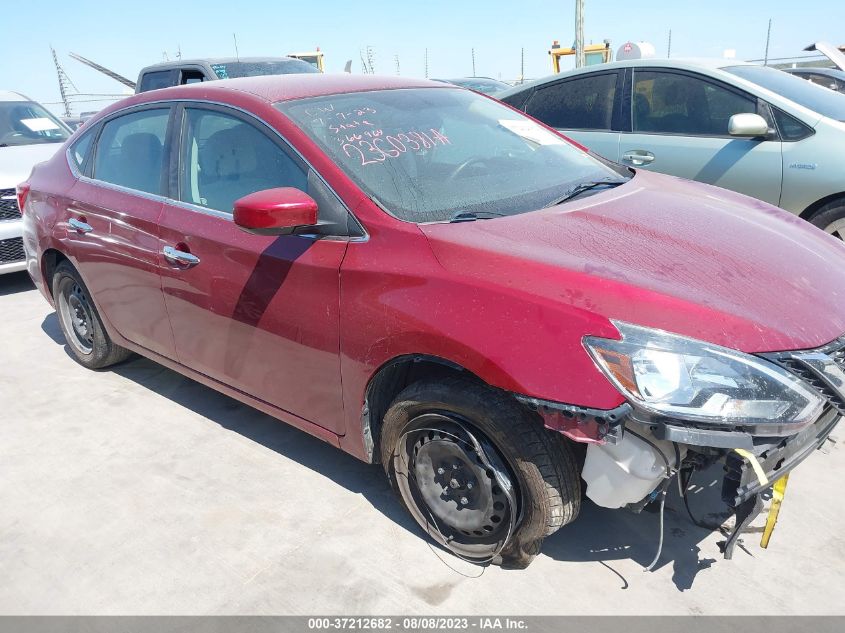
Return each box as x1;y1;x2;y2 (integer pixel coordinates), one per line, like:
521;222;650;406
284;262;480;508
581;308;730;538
380;377;580;569
808;200;845;240
52;261;132;369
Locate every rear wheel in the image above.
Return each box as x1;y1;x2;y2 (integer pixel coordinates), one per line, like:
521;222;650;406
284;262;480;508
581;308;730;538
53;261;132;369
380;378;580;568
808;200;845;240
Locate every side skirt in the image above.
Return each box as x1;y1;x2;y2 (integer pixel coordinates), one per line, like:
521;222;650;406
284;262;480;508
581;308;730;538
113;337;344;452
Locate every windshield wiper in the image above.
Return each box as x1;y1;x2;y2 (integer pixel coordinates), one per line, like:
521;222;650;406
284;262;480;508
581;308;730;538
449;210;507;223
543;179;626;208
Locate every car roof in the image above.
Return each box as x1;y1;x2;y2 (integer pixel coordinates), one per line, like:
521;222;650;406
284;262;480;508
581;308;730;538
131;73;451;104
140;56;309;71
785;67;845;78
0;90;28;102
498;57;756;96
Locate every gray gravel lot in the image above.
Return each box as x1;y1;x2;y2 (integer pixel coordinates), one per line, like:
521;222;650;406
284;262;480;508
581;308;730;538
1;270;843;615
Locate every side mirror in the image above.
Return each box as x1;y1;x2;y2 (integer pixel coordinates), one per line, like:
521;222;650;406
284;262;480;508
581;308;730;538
233;187;318;236
728;113;770;138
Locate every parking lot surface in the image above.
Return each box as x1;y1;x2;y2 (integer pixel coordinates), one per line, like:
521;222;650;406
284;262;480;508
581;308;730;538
1;270;843;615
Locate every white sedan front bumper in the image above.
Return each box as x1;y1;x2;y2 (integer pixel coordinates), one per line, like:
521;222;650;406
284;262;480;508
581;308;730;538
0;217;26;275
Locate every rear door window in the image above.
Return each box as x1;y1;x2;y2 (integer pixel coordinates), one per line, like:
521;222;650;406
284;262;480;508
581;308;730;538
632;70;756;136
92;108;170;195
525;72;618;130
178;108;307;213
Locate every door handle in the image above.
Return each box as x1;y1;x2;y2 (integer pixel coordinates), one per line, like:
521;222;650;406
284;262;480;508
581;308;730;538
163;245;200;267
68;218;93;234
621;150;655;166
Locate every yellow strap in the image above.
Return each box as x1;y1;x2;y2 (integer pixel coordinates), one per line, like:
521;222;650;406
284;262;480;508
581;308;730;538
761;474;790;549
734;448;769;487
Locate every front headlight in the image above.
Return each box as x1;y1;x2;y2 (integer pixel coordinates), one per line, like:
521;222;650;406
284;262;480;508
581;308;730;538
584;322;825;434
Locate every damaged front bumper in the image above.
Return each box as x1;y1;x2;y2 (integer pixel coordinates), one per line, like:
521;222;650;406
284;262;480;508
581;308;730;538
715;405;840;558
517;380;842;561
516;333;845;563
723;405;841;508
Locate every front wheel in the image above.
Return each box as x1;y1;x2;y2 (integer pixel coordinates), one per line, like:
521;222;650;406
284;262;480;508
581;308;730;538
380;378;581;568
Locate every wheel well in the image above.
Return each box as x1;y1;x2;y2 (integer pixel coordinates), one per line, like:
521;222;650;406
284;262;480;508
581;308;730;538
363;355;483;463
41;249;68;297
800;192;845;221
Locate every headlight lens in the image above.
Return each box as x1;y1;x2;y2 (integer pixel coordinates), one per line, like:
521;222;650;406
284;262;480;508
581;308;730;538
584;322;825;433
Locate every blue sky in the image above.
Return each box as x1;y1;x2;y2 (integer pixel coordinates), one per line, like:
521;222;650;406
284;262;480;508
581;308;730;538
2;0;840;115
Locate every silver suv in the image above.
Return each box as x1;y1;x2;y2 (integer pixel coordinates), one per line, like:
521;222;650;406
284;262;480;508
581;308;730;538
499;59;845;239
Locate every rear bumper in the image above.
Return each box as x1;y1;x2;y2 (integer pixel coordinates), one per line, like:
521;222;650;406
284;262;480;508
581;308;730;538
722;406;841;507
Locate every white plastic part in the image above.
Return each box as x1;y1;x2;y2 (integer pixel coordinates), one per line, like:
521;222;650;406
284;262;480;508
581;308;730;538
582;430;680;509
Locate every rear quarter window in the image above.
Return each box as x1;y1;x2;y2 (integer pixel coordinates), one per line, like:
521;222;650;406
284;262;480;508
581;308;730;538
69;127;96;173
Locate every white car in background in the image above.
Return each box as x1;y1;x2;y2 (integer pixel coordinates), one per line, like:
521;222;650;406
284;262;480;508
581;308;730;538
1;91;71;274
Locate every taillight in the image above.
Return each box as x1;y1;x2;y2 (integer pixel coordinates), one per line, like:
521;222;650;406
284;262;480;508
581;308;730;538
16;183;30;215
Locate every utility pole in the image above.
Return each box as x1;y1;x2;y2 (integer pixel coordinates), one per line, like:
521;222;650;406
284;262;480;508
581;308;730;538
394;54;400;76
763;18;772;66
472;48;476;76
424;48;429;78
667;29;672;58
520;47;525;84
233;33;240;61
574;0;585;68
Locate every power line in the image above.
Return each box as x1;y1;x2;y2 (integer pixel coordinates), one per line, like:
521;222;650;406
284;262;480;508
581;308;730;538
42;98;122;105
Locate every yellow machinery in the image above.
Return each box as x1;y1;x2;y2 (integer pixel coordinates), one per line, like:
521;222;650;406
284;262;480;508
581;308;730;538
549;40;612;73
288;50;325;73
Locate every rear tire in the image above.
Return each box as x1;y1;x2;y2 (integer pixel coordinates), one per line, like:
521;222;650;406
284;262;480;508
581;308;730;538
52;261;132;369
808;200;845;240
380;377;580;568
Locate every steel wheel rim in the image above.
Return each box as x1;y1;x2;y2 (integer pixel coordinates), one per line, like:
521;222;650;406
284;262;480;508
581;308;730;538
58;280;94;355
825;218;845;240
394;412;518;560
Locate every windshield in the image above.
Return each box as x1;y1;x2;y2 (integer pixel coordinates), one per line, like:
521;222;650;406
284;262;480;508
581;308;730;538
724;65;845;121
0;101;70;147
210;59;318;79
277;88;626;223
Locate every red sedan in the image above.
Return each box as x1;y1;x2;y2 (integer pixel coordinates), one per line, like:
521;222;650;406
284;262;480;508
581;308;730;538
18;74;845;568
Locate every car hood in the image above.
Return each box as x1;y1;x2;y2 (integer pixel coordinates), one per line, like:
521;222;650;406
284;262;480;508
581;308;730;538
420;171;845;353
0;143;64;187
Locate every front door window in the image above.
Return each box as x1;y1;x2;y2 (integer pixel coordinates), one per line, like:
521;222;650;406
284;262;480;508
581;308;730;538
179;108;307;213
632;70;756;136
